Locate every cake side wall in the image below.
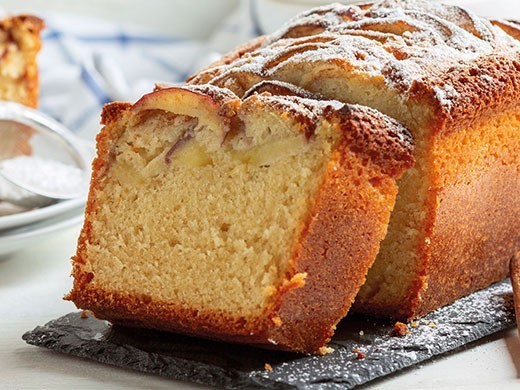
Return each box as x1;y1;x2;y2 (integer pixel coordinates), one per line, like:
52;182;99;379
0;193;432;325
410;109;520;318
266;147;402;353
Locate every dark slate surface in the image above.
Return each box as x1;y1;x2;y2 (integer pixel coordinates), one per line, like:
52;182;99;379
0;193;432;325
23;280;515;389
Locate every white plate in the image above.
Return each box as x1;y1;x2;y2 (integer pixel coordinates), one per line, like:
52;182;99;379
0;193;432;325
0;207;84;257
0;197;86;231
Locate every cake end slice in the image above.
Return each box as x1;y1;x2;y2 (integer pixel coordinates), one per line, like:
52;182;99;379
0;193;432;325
67;82;414;354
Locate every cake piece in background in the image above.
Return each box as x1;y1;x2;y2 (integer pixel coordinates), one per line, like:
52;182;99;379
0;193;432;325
67;82;414;354
190;0;520;320
0;15;44;172
0;15;44;108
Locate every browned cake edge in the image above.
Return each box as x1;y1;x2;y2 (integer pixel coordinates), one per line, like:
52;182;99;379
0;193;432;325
511;252;520;334
66;83;414;354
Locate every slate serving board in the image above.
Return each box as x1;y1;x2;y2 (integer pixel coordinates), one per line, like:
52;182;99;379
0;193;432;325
23;280;515;389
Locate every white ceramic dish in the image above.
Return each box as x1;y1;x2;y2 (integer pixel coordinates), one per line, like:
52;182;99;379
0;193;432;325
0;102;92;208
0;196;86;231
0;207;84;257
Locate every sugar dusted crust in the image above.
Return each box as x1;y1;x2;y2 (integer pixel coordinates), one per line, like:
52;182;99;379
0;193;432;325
188;0;520;132
0;15;44;108
68;83;413;354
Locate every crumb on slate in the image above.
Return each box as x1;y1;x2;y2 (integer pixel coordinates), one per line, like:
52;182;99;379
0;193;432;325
318;346;334;355
411;321;419;328
353;347;366;359
390;321;409;337
429;322;437;328
80;310;89;319
264;363;272;371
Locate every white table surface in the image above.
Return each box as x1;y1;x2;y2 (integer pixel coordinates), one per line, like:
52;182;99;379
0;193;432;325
1;0;520;389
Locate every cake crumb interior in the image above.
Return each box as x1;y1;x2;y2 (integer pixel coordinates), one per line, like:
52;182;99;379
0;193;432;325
84;107;338;318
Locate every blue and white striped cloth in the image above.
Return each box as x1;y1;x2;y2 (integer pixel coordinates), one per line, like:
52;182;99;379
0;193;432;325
37;1;260;140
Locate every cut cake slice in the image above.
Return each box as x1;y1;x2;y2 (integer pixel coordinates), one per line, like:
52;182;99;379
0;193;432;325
67;82;413;354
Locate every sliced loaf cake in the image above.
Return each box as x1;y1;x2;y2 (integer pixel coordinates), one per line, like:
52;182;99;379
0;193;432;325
67;82;413;353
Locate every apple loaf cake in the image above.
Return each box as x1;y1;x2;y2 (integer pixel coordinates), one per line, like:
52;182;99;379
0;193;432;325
189;0;520;320
67;82;414;354
0;15;44;108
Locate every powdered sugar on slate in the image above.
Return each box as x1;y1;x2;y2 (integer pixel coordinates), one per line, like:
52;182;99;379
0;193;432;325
23;280;515;389
252;280;515;389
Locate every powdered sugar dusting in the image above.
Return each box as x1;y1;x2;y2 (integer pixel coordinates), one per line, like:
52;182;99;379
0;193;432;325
252;280;515;388
0;156;86;198
191;0;520;111
433;84;459;109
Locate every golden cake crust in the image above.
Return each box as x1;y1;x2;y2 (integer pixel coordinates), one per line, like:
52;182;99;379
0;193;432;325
511;253;520;334
68;83;414;353
415;164;518;317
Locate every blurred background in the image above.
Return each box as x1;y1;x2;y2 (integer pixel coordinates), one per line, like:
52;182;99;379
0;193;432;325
1;0;240;39
3;0;518;38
